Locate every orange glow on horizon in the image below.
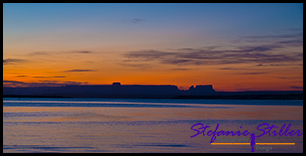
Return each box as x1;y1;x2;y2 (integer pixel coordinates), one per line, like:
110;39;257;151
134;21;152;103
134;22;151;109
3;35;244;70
3;64;303;91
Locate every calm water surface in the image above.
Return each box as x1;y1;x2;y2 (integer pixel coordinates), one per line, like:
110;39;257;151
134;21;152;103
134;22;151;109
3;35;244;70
3;98;303;153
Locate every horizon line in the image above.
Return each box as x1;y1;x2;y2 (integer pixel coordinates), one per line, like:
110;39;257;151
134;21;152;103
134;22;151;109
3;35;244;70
3;81;303;92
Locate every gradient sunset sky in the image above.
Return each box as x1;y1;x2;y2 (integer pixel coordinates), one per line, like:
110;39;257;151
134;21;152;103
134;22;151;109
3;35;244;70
3;3;303;91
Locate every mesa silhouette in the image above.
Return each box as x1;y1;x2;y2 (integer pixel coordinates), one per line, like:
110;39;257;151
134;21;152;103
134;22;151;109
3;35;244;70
3;82;302;100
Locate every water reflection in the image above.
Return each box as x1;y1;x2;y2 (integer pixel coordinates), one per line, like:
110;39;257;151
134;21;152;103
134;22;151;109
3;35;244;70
3;99;303;153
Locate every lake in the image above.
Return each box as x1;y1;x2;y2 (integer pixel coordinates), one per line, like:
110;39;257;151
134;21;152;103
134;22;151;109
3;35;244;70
3;98;303;153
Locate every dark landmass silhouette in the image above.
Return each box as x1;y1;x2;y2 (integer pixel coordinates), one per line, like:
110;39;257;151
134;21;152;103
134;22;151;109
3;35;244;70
3;82;303;100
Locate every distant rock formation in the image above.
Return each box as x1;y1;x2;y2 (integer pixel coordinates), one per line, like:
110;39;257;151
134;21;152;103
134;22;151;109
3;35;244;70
3;82;189;98
112;82;121;87
3;82;303;99
186;85;216;95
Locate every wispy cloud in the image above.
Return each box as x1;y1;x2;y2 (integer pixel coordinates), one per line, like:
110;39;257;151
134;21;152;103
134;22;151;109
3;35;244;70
117;63;151;70
290;86;303;89
278;39;303;47
3;58;28;65
131;18;146;23
124;18;146;24
171;68;191;71
240;31;303;47
64;69;97;72
218;67;249;70
53;76;66;78
27;50;93;56
123;44;302;66
276;76;303;80
33;76;52;78
242;32;303;39
3;80;86;87
16;75;27;77
71;50;92;54
26;51;50;56
235;72;268;75
32;76;66;78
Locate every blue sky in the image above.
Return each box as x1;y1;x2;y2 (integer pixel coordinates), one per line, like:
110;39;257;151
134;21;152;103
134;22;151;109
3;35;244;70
4;3;303;50
4;4;302;31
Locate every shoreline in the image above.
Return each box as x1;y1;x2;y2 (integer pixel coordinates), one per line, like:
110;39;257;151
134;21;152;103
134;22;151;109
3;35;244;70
3;93;303;100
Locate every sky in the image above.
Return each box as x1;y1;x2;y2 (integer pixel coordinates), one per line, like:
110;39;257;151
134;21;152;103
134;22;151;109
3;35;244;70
3;3;303;91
